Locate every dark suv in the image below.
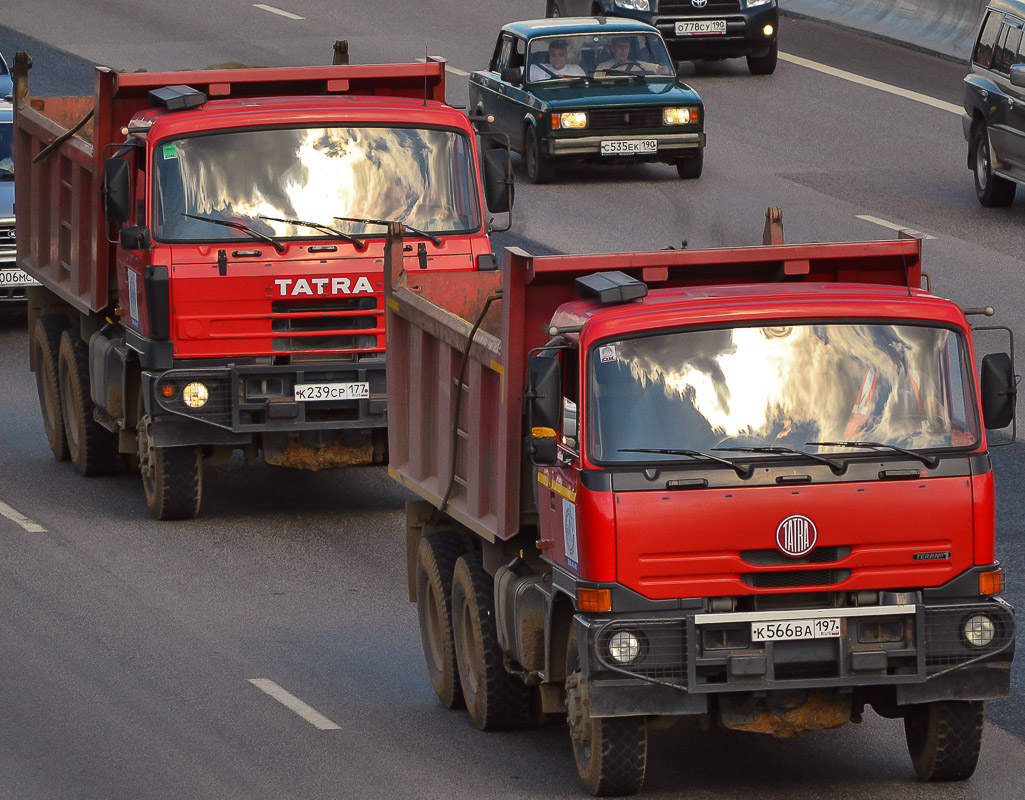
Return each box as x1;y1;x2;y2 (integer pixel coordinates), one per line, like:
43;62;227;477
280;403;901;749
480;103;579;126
545;0;778;74
963;0;1025;206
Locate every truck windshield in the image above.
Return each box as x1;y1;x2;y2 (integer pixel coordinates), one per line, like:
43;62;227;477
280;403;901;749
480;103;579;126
588;323;980;463
151;126;481;242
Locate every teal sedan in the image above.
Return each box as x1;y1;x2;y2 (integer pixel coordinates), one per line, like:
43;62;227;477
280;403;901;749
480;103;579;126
469;18;705;183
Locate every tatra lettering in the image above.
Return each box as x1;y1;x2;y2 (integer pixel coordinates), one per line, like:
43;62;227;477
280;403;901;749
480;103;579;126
275;276;377;297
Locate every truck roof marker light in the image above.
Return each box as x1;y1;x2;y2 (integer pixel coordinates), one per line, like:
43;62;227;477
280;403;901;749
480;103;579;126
148;85;208;111
577;588;611;613
979;568;1004;596
575;271;647;305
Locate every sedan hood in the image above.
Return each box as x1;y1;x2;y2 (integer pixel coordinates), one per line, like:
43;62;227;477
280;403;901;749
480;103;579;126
532;78;701;108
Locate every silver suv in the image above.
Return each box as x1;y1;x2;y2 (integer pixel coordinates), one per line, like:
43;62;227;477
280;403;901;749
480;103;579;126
963;0;1025;206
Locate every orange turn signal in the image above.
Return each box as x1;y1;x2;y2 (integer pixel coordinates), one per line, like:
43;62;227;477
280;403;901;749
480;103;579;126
160;383;175;398
979;569;1004;596
577;587;611;613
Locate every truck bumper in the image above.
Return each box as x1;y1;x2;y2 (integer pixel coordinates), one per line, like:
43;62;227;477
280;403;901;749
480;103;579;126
574;596;1015;717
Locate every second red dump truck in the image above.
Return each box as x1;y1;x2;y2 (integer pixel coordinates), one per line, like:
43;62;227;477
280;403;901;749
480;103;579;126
384;213;1017;795
13;47;511;519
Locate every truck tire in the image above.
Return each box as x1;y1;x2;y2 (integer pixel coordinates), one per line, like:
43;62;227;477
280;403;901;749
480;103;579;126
416;532;467;709
32;314;71;461
566;629;647;796
139;444;203;520
450;551;532;730
524;127;554;185
972;124;1016;207
903;700;985;781
58;329;120;476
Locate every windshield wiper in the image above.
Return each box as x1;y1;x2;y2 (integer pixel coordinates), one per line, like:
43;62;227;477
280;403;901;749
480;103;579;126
257;214;365;249
713;446;846;475
334;215;443;247
806;441;939;470
618;448;753;479
182;213;286;253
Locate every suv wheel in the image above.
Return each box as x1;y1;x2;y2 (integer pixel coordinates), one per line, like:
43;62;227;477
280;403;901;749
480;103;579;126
747;41;778;75
973;124;1016;207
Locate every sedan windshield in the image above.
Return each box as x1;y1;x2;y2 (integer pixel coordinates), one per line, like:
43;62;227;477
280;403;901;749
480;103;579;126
526;32;674;83
589;323;979;463
152;126;481;241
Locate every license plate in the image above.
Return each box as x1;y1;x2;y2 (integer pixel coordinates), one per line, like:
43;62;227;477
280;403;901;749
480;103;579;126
600;139;657;156
751;617;841;642
294;382;370;402
676;19;727;36
0;268;40;287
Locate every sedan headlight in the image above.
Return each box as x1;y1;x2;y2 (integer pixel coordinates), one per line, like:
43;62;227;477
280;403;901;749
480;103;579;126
614;0;650;9
553;111;588;130
183;382;210;409
663;107;698;125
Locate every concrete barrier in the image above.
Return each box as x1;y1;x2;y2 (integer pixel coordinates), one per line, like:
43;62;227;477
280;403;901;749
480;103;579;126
780;0;987;61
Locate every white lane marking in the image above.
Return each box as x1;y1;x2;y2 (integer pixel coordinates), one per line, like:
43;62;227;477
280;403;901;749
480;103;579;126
252;3;304;20
779;52;963;116
0;501;47;533
417;58;470;77
857;214;936;239
247;679;341;730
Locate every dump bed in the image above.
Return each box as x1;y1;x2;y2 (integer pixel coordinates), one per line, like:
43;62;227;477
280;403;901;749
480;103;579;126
12;52;448;314
383;222;926;543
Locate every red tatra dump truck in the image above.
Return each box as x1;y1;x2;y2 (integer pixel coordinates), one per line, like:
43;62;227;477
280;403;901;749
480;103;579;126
12;48;511;519
384;213;1017;796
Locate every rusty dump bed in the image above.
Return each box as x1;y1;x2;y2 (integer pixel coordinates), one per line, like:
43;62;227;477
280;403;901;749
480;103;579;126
11;52;447;314
383;224;925;544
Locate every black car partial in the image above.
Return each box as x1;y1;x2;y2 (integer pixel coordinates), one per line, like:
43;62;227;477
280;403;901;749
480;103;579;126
470;18;705;183
545;0;778;75
963;0;1025;206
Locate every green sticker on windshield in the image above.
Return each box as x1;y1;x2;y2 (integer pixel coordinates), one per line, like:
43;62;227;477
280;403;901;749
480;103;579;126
162;144;178;160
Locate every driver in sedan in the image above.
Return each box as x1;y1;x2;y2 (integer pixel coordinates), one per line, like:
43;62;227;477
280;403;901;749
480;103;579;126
596;36;672;75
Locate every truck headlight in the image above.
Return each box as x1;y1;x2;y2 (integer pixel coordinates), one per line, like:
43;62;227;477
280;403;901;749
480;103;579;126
614;0;650;9
963;615;995;648
183;382;210;409
608;631;642;664
664;107;698;125
553;112;588;130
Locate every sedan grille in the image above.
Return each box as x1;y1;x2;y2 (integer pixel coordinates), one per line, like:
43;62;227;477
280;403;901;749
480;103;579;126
587;107;665;130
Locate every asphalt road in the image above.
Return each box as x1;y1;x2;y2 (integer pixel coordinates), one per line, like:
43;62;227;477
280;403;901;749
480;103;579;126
1;3;1024;798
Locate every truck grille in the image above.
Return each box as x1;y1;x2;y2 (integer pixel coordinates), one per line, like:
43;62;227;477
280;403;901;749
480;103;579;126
595;620;688;687
923;604;1015;675
740;546;851;566
659;0;741;14
587;107;665;130
741;569;852;589
270;296;383;354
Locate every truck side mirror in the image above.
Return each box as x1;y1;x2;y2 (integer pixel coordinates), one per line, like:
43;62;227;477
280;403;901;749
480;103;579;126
483;148;513;214
120;225;152;251
980;352;1016;429
527;354;561;465
101;158;132;226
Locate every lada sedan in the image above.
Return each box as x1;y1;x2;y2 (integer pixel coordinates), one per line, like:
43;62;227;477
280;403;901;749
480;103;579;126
469;18;705;183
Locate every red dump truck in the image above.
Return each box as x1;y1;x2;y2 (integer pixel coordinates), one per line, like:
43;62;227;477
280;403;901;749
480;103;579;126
12;47;511;519
384;213;1017;795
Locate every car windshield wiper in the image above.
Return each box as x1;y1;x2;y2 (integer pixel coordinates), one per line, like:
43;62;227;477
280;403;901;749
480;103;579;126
257;214;365;249
713;445;846;475
334;215;442;247
618;448;753;479
182;213;286;253
806;441;939;470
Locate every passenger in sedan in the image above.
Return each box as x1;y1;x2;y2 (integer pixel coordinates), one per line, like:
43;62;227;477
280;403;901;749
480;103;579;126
596;36;672;75
529;39;586;81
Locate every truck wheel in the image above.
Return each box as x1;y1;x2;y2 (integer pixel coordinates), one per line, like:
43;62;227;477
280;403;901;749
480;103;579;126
972;124;1016;207
450;551;531;730
566;629;647;796
524;127;554;185
32;314;71;461
58;329;120;476
676;151;703;179
747;41;778;75
903;700;985;781
416;532;467;709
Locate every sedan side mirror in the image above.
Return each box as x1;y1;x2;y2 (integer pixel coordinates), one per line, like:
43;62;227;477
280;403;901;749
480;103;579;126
501;67;523;86
1011;64;1025;88
980;352;1016;429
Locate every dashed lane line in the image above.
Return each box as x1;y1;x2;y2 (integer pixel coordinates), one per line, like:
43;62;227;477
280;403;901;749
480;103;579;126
252;4;305;20
0;501;46;533
247;679;341;730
